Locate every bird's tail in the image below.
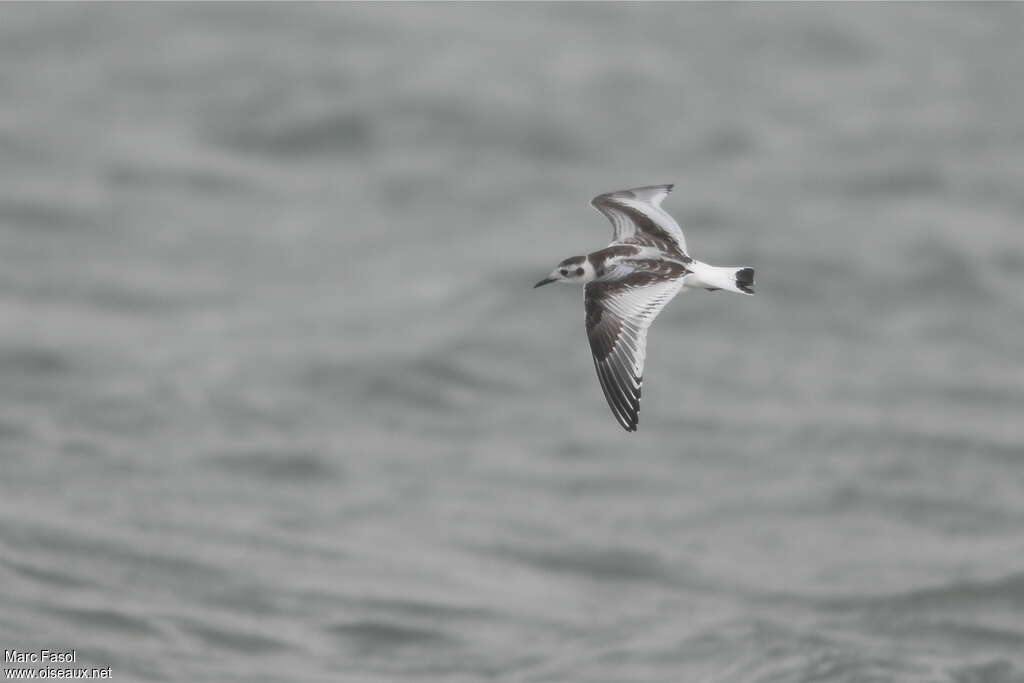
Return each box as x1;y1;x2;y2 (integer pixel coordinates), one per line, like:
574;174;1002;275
688;262;755;295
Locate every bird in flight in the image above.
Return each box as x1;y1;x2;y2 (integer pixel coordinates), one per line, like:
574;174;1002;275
534;185;755;432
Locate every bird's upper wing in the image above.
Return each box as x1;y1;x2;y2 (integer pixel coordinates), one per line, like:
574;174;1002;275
591;185;689;257
585;272;686;432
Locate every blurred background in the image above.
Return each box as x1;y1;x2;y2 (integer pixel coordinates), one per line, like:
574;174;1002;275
1;3;1023;682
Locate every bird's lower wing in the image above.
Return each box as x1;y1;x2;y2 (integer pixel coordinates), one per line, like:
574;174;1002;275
584;274;686;431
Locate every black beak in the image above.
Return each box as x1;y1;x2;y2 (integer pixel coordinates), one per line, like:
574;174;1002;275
533;277;556;289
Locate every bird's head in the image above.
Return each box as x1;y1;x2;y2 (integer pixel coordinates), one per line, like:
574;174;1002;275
534;256;592;288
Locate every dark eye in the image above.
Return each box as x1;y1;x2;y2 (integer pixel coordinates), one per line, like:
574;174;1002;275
560;269;568;276
575;268;584;276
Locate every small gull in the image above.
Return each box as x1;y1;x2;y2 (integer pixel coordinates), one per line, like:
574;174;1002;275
535;185;755;432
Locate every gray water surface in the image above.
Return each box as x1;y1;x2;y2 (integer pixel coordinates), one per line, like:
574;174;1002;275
2;4;1024;682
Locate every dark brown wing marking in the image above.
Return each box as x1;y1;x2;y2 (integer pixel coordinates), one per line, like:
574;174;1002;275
591;185;690;259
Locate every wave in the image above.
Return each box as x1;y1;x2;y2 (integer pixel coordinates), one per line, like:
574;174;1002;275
211;109;372;159
207;447;340;483
176;619;292;654
824;571;1024;613
327;620;457;651
480;543;683;586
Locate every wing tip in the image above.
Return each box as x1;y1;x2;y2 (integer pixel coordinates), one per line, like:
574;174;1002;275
638;184;674;203
635;183;673;193
594;183;674;196
592;184;675;210
616;407;639;432
601;365;643;432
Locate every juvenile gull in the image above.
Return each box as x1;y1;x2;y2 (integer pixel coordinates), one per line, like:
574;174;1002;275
535;185;755;432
